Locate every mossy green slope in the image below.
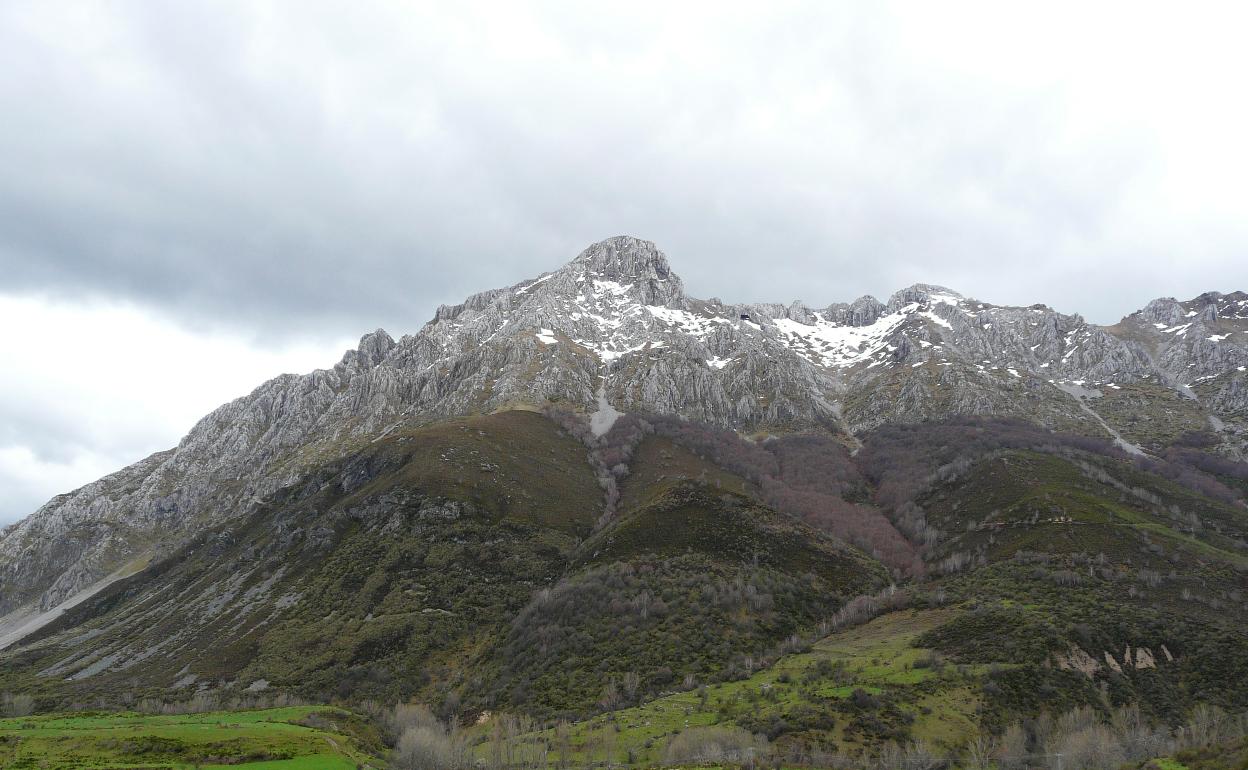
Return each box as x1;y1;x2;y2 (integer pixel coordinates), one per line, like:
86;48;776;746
921;450;1248;570
5;412;1247;764
0;411;603;708
911;449;1248;730
481;434;888;717
493;439;1248;762
0;411;887;722
479;607;1008;765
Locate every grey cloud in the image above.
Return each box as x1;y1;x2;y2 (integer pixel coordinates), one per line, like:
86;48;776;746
0;0;1245;343
0;482;55;528
0;405;101;466
2;1;1248;528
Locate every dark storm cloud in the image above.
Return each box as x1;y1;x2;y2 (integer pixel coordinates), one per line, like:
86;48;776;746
1;1;1246;340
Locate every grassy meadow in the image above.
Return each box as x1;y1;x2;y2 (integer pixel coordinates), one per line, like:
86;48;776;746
0;706;379;769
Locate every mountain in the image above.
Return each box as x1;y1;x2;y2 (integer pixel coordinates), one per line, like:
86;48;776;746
2;236;1246;638
1;236;1247;759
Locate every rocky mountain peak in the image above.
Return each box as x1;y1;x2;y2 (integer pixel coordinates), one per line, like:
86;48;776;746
886;283;965;312
1136;291;1248;328
822;295;888;327
1139;297;1187;326
1188;291;1248;322
562;235;684;306
339;329;395;369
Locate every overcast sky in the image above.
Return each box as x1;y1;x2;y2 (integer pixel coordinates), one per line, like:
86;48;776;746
2;1;1247;524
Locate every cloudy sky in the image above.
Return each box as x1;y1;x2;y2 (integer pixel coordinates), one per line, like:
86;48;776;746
2;1;1247;523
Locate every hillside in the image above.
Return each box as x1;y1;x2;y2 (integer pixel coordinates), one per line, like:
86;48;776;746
469;416;1248;763
0;410;887;724
1;408;1245;763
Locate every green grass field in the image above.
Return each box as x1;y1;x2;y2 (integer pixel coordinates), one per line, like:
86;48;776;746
0;706;378;769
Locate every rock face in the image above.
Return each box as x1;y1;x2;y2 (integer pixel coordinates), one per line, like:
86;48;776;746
2;235;1247;622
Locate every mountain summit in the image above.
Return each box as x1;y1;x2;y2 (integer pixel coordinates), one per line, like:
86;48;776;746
565;235;685;305
1;236;1246;639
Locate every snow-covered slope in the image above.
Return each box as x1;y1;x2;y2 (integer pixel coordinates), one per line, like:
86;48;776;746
2;236;1246;631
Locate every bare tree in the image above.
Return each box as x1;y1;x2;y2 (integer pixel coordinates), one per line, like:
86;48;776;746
964;735;996;770
996;722;1029;770
1;692;35;717
598;679;621;712
554;719;572;770
622;671;641;702
390;703;469;770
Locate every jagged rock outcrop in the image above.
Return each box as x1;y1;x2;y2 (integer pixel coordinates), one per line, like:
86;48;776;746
2;235;1246;628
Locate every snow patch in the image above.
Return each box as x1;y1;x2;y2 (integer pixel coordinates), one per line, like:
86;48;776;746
647;306;730;337
582;341;653;363
589;385;622;437
928;293;963;307
773;304;918;368
591;279;631;299
1053;381;1146;456
514;273;552;295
